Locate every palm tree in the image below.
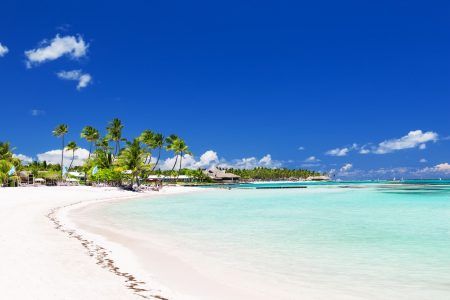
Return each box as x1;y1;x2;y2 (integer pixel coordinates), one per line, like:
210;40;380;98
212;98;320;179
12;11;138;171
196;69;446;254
139;130;154;165
0;142;14;161
175;139;192;175
150;133;164;171
106;118;124;157
165;134;180;172
93;137;113;168
65;141;79;171
117;138;148;187
0;159;11;186
80;126;100;159
52;124;68;176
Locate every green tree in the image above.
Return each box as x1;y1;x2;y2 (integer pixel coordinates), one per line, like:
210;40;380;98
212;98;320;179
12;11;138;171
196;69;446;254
117;138;148;186
175;139;192;175
106;118;124;157
65;141;79;171
0;142;14;161
139;129;155;165
0;160;11;186
165;134;180;172
52;124;68;176
151;133;165;171
80;126;100;159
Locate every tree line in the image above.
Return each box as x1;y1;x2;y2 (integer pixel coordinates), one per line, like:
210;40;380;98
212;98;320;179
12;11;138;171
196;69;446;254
1;118;321;186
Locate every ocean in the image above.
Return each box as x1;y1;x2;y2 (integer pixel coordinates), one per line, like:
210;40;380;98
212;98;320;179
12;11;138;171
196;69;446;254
88;182;450;299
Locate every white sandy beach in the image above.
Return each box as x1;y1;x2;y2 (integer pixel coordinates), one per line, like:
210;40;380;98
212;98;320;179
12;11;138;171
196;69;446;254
0;185;203;300
0;185;280;300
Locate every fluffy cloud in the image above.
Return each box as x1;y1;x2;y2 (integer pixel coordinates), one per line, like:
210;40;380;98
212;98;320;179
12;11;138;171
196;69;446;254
25;34;88;67
0;42;9;57
196;150;220;167
159;150;220;170
298;146;305;151
57;70;92;90
340;163;353;172
328;131;439;157
359;147;370;154
337;162;450;179
418;163;450;175
13;154;33;164
326;147;350;157
305;156;320;162
434;163;450;173
221;154;282;169
157;151;281;170
373;130;438;154
259;154;275;166
37;148;89;167
419;158;427;163
30;109;46;116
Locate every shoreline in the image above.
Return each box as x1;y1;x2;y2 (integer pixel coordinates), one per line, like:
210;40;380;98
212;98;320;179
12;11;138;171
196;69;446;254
55;185;204;300
65;187;298;300
0;185;201;299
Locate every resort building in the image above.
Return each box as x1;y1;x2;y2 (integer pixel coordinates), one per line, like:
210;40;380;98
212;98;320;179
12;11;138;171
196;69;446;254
203;168;240;183
19;171;33;185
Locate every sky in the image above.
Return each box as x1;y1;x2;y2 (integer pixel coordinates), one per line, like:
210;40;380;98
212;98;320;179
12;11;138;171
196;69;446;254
1;0;449;178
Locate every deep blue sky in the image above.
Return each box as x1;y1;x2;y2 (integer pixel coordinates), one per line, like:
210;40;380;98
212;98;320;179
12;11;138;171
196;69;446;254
1;0;449;178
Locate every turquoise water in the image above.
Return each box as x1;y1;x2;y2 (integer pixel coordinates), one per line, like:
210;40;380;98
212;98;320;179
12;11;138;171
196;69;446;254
101;182;450;298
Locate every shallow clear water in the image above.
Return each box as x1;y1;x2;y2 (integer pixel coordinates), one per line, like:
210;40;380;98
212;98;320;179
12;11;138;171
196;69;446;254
101;182;450;298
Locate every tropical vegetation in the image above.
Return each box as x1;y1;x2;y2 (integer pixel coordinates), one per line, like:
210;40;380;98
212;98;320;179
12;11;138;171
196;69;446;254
1;117;322;188
226;167;321;181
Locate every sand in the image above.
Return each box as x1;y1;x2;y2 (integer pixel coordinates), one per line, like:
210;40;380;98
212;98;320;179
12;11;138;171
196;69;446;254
0;185;199;299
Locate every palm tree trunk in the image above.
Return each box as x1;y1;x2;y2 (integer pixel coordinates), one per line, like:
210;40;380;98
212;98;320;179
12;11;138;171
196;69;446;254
61;136;65;177
151;147;162;171
145;153;152;165
171;154;178;172
88;142;93;159
177;152;183;179
116;141;121;156
69;151;75;170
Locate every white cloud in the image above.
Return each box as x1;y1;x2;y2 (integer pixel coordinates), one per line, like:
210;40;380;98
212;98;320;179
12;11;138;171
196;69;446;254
419;158;427;163
359;148;370;154
434;163;450;173
157;151;281;170
326;147;350;157
340;163;353;172
13;154;33;164
373;130;438;154
57;70;92;90
158;150;219;170
37;148;89;167
197;150;220;167
415;163;450;176
30;109;45;116
298;146;305;150
305;156;320;162
259;154;275;166
0;42;9;57
25;34;88;67
221;154;282;169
